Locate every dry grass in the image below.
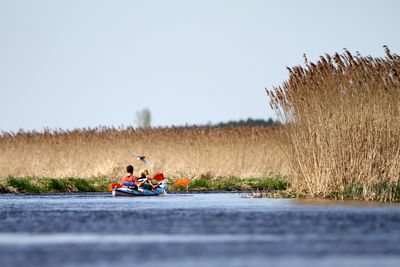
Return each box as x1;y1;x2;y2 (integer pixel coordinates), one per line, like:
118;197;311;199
267;46;400;201
0;126;288;179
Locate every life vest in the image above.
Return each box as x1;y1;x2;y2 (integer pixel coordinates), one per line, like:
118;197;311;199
120;175;137;186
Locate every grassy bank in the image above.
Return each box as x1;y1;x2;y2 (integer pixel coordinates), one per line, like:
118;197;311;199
0;175;289;194
0;177;117;194
169;175;289;192
2;175;397;202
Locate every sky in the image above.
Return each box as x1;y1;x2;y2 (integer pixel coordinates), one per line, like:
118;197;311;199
1;0;399;132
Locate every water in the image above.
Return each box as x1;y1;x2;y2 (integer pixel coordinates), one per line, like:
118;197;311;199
0;192;400;267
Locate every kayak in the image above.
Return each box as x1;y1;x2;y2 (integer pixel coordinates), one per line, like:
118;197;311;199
112;183;168;197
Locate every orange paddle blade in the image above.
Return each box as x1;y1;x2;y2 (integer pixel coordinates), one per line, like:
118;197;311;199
173;178;189;186
153;173;165;181
108;183;121;191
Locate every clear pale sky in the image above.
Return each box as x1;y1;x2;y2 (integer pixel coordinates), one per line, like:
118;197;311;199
1;0;399;132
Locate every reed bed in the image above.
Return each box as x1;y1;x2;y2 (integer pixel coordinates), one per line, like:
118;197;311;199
267;46;400;201
0;126;288;180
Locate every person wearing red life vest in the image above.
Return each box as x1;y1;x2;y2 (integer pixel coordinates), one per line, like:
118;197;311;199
120;165;146;188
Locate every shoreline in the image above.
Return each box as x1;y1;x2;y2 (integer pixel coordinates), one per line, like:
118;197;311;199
2;176;399;202
0;176;288;194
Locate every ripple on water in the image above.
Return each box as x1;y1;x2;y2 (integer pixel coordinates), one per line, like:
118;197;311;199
0;192;400;267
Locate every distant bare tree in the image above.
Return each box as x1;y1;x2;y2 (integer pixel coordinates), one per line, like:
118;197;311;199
135;108;151;128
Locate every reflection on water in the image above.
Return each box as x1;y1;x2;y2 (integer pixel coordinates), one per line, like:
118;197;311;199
0;192;400;267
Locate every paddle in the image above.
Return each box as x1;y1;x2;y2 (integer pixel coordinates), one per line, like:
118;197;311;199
152;174;189;193
108;183;122;191
152;174;189;186
153;174;189;186
172;178;190;193
173;178;189;186
152;173;165;181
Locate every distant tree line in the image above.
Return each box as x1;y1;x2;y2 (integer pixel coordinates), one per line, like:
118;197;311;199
210;118;279;128
134;108;279;129
185;118;279;128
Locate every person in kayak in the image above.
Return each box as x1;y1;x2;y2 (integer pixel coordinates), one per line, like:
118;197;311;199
138;169;158;190
120;165;146;189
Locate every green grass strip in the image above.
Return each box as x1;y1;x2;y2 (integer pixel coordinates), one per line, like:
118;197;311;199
169;175;289;192
0;175;288;194
0;176;118;194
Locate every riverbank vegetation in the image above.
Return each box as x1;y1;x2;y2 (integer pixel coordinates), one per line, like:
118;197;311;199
0;126;288;179
0;177;115;194
0;176;288;194
267;46;400;202
169;175;288;192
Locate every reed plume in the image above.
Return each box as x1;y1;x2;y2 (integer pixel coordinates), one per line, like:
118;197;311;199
267;46;400;201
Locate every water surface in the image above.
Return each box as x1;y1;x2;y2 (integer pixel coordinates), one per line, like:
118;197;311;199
0;192;399;267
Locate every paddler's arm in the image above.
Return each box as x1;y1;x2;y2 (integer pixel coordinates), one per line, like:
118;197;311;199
134;176;145;187
120;176;126;186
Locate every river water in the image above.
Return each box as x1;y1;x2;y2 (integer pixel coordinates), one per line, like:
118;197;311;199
0;192;400;267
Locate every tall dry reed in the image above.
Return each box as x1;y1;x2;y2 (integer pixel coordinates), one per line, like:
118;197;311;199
267;46;400;201
0;126;288;179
